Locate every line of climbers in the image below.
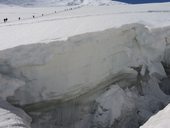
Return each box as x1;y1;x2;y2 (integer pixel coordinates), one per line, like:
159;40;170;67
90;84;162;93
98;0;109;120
3;13;46;23
2;6;83;23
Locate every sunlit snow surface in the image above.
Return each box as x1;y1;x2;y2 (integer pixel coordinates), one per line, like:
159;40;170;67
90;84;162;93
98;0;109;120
0;2;170;128
0;2;170;50
140;103;170;128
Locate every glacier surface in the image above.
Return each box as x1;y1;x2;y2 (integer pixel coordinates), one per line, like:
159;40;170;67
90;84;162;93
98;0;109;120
0;23;168;105
0;2;170;127
0;23;170;127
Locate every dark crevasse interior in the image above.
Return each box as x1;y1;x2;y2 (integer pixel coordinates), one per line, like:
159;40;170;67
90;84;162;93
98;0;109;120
160;63;170;95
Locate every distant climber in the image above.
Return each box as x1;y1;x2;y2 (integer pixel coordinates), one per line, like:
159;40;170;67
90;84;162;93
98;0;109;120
18;17;21;20
3;18;8;23
33;15;35;18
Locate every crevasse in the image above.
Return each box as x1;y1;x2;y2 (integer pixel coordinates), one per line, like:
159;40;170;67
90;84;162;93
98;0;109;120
0;23;170;128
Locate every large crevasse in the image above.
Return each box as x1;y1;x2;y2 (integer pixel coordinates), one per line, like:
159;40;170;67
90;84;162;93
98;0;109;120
0;23;170;127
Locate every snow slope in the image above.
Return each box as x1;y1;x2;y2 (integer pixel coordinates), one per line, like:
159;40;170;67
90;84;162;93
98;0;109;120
0;3;170;50
0;0;126;6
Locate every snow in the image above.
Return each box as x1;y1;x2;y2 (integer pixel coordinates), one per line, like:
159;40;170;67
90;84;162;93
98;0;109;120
0;23;169;105
140;103;170;128
0;0;127;7
0;2;169;127
0;3;170;50
0;74;25;100
93;85;135;127
0;0;169;104
0;99;31;128
0;2;168;105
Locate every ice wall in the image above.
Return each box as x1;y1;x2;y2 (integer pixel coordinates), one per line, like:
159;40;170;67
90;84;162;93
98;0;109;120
0;23;169;105
0;23;170;128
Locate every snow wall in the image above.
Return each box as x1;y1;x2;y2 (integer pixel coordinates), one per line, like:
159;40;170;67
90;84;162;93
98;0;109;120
0;23;170;128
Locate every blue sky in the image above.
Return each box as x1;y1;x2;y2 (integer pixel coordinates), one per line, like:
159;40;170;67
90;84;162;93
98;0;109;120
117;0;170;4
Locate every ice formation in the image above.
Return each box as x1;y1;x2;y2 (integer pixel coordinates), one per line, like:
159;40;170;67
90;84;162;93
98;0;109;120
0;23;167;104
0;2;170;127
0;23;170;127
